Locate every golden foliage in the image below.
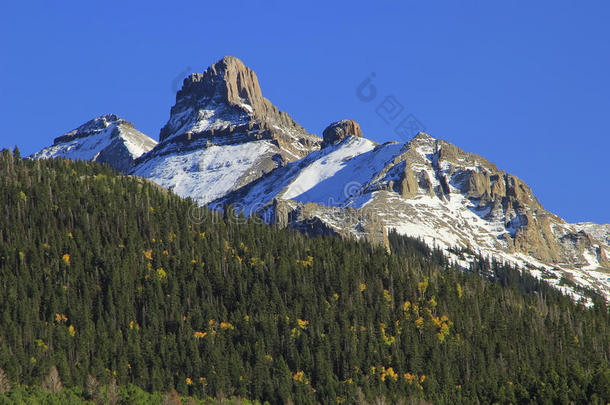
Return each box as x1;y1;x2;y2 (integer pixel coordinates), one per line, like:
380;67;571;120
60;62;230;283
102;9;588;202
295;256;314;268
62;254;70;266
293;370;309;384
380;323;395;345
220;322;234;330
404;372;417;383
417;278;429;296
35;339;48;351
297;319;309;329
380;366;398;381
55;313;68;323
383;289;392;303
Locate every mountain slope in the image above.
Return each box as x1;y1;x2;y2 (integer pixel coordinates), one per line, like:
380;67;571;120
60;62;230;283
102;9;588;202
131;56;321;205
31;114;157;172
1;149;608;404
216;122;610;300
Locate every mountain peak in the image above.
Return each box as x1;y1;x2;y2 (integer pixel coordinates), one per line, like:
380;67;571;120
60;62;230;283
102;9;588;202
156;56;320;154
54;113;130;144
410;131;434;142
172;56;264;123
159;56;317;148
32;114;156;172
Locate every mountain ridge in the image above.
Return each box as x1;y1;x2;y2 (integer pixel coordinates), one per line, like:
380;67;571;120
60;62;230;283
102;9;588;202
212;127;610;301
30;56;610;300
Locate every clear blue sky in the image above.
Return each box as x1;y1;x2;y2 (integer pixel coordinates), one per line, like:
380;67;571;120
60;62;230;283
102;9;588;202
1;0;608;224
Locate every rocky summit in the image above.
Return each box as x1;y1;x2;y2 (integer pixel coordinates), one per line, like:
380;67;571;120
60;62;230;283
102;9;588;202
156;55;320;155
32;57;610;301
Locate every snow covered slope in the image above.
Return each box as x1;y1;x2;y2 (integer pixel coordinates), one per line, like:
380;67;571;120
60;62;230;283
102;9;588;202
210;136;400;213
133;140;280;205
31;114;157;173
132;56;321;205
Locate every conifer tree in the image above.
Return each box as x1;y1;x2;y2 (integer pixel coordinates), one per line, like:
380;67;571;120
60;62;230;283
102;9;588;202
12;145;21;160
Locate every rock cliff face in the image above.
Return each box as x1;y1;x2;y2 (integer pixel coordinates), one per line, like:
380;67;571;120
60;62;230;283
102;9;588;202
271;198;389;248
153;56;319;156
31;114;157;172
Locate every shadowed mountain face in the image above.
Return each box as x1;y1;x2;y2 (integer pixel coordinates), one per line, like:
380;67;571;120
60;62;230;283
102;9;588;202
31;56;609;300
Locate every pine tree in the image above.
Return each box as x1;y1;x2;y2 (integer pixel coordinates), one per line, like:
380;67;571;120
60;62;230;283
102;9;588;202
12;146;21;160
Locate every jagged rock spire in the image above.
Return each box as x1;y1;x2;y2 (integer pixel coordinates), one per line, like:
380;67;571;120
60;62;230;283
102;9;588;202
159;56;317;146
172;56;264;117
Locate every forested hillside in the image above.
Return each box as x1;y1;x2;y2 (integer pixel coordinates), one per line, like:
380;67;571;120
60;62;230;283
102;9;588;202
0;150;608;404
